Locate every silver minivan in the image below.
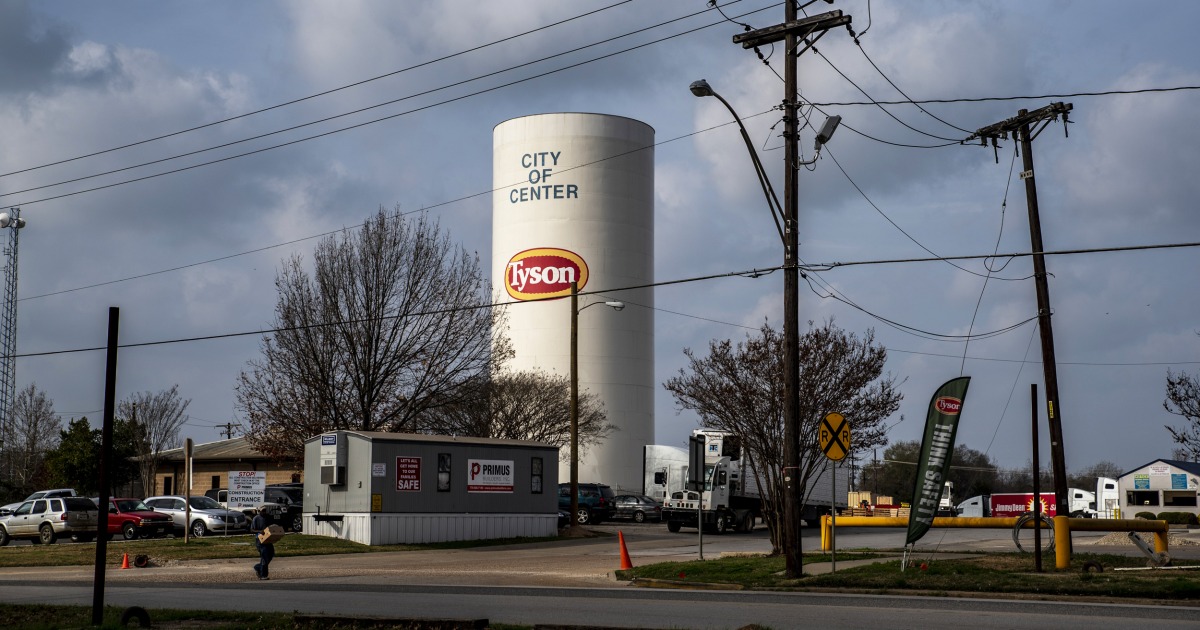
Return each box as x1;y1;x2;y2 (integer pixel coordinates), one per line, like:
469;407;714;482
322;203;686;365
143;495;249;537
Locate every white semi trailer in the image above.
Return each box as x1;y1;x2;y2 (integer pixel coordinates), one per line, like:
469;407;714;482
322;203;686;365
656;429;849;534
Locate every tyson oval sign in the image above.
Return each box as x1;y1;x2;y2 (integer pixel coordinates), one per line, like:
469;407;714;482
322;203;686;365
935;396;963;415
505;248;589;300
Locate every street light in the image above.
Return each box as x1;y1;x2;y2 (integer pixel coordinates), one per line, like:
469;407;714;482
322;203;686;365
569;281;624;530
690;79;839;572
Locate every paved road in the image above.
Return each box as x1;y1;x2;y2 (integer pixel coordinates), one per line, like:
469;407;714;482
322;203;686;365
1;521;1198;629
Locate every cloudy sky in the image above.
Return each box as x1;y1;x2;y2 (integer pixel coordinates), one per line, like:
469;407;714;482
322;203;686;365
2;0;1198;480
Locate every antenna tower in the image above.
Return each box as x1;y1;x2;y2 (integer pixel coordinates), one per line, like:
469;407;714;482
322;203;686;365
0;207;26;456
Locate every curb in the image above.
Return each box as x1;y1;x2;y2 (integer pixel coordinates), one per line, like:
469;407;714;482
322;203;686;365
629;577;744;590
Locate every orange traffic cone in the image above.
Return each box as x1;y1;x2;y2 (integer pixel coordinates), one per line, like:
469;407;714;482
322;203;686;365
618;531;633;570
120;553;130;570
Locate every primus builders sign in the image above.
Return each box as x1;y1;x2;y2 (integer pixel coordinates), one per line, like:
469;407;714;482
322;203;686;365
468;459;514;493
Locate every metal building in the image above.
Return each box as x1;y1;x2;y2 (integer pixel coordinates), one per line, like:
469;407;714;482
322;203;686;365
302;431;559;545
492;113;655;493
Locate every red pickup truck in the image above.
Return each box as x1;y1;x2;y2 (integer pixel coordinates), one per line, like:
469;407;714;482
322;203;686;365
98;498;175;540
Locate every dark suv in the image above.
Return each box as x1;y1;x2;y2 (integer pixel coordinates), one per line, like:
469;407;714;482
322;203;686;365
262;484;303;532
557;483;616;525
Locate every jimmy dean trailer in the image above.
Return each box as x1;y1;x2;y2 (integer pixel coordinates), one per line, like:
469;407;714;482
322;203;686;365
955;488;1098;518
659;429;849;533
302;430;559;545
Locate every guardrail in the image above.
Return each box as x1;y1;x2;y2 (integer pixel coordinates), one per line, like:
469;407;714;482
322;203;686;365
819;515;1169;569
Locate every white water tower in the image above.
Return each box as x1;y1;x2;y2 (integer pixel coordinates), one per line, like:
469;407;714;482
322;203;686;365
492;113;654;493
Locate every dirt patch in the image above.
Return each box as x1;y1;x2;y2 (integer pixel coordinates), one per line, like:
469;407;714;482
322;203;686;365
1084;532;1199;546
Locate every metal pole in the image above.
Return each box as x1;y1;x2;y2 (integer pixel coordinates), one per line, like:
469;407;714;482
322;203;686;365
831;461;837;572
91;307;119;626
1032;383;1042;572
781;0;804;580
1018;116;1070;521
569;281;580;531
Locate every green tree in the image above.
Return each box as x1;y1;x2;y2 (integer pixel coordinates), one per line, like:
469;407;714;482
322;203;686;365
858;440;998;505
43;418;140;496
665;319;902;554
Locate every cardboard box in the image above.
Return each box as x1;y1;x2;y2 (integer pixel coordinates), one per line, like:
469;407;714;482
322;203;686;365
258;524;285;544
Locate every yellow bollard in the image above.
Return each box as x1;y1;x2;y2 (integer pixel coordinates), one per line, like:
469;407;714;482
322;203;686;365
820;514;830;551
1155;530;1169;555
1054;516;1070;569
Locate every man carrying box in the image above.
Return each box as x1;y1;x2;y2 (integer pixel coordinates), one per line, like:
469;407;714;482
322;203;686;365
252;504;280;580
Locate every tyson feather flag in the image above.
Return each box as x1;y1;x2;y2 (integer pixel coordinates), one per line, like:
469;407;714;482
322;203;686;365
905;376;971;546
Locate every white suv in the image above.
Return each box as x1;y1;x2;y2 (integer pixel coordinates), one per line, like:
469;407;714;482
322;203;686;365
0;497;98;545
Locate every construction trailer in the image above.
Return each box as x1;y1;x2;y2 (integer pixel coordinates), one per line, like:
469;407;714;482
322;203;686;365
302;430;559;545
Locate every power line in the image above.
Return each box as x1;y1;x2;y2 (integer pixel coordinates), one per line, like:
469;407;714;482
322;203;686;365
19;236;1192;361
809;85;1200;107
2;2;771;207
0;0;636;180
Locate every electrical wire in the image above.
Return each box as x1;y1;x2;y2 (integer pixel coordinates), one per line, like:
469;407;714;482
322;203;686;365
809;85;1200;108
811;48;963;142
960;146;1021;375
14;108;780;303
0;0;636;180
1;2;767;204
822;145;1026;281
852;38;973;135
985;324;1039;458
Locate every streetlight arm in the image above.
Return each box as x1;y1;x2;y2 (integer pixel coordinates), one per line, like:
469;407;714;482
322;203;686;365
704;90;787;247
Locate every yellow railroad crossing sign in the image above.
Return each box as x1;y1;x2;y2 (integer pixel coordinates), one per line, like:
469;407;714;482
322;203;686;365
819;412;850;461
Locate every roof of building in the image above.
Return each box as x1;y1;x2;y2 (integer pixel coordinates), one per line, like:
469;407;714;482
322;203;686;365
1120;458;1200;478
158;436;270;462
306;430;557;450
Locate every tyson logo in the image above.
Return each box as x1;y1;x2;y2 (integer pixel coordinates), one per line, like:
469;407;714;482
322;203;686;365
935;396;963;415
505;248;589;300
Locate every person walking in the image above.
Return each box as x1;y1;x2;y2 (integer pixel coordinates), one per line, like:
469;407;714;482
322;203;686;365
251;504;275;580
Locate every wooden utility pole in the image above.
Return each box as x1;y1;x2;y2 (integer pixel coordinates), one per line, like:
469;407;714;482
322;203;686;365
968;103;1073;516
732;7;850;579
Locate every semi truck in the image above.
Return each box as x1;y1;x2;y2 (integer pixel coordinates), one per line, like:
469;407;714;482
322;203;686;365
955;488;1098;518
656;429;850;534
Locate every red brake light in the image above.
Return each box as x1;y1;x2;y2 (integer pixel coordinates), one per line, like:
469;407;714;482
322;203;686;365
61;513;68;521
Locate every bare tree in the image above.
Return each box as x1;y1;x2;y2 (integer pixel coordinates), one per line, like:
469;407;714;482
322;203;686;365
3;383;61;495
419;370;612;462
237;208;508;462
118;385;190;497
1165;365;1200;461
664;319;902;554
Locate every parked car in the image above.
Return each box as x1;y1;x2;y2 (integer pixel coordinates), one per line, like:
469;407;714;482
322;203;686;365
203;484;303;532
0;496;98;545
612;494;662;523
143;495;250;538
95;498;175;540
264;483;304;532
557;482;616;525
0;488;77;515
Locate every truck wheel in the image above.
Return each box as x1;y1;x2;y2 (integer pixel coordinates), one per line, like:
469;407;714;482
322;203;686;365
0;526;9;546
575;508;592;525
39;524;57;545
633;511;646;523
667;520;681;533
122;522;139;540
291;514;303;533
741;513;755;533
714;517;727;535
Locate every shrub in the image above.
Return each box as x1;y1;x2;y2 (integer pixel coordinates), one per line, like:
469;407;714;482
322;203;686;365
1156;511;1199;526
1134;511;1158;520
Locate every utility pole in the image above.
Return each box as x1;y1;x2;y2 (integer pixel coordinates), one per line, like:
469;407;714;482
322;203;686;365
968;103;1073;516
218;422;239;440
732;6;850;579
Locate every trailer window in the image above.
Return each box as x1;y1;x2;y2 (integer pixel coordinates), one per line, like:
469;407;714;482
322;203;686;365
530;457;543;494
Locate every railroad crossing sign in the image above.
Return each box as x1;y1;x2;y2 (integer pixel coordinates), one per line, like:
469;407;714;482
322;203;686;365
819;412;850;461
